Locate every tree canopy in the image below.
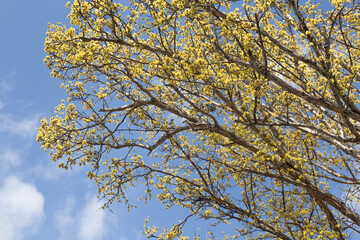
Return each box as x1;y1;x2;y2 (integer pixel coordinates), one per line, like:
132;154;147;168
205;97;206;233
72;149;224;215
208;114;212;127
37;0;360;239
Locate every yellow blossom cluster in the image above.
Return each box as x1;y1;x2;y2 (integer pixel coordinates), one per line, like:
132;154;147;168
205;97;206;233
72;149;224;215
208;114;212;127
38;0;360;239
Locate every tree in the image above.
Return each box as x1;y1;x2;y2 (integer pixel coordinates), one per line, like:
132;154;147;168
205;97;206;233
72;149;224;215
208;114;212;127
37;0;360;239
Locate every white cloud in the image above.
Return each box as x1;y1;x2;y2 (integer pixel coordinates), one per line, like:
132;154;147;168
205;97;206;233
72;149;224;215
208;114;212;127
78;197;107;240
54;196;107;240
0;71;16;97
0;114;39;138
54;197;76;240
0;176;45;240
31;159;67;181
0;71;39;139
0;147;22;171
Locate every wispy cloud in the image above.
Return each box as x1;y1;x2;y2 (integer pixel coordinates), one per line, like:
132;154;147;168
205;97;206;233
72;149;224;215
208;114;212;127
0;71;39;139
0;114;39;138
0;71;16;98
54;195;108;240
54;196;76;240
0;147;22;171
0;176;45;240
78;197;107;240
30;160;67;180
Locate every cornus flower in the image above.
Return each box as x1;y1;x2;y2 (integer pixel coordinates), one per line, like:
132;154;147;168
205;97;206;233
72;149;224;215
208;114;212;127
39;0;360;239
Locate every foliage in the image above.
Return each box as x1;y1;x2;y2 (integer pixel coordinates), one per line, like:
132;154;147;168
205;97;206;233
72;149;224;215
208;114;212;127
37;0;360;239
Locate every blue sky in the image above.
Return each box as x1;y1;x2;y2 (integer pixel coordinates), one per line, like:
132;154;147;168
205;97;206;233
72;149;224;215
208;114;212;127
3;1;356;240
0;1;234;239
0;1;151;239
